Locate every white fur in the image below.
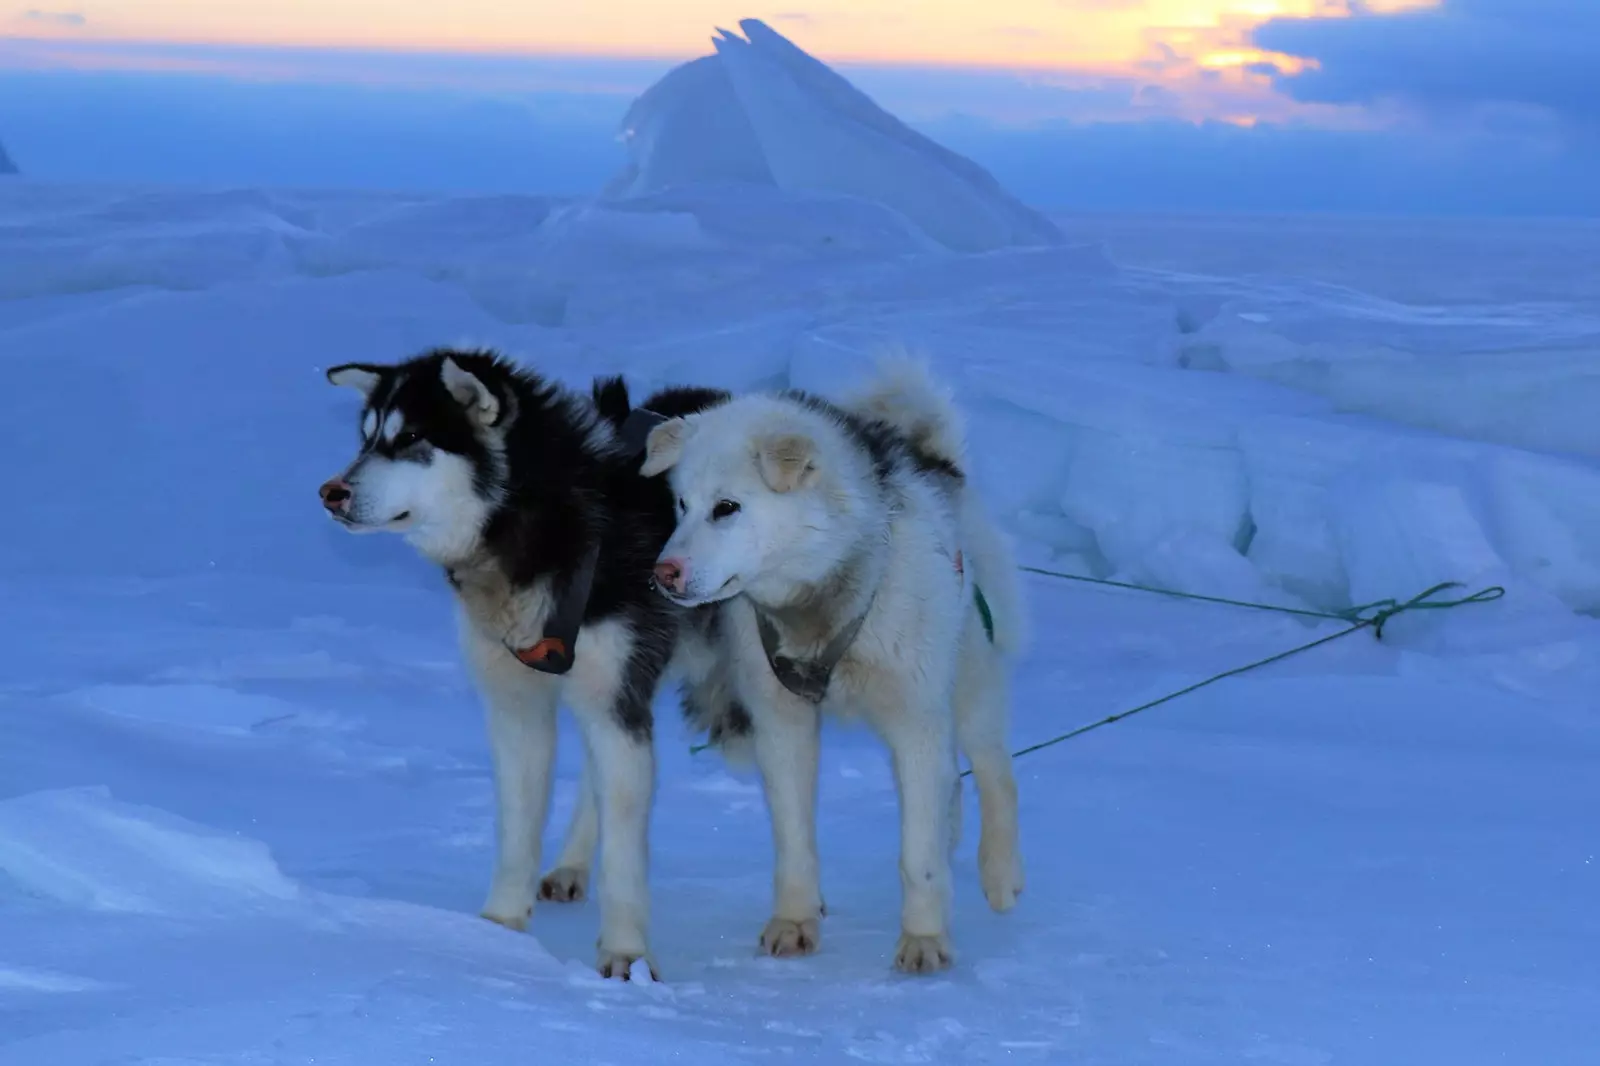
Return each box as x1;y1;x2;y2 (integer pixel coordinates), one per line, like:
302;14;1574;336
646;359;1026;973
333;448;497;565
458;606;657;977
329;364;382;398
441;357;501;426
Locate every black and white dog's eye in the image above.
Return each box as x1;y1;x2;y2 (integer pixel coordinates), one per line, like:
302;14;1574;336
711;499;741;521
392;430;421;450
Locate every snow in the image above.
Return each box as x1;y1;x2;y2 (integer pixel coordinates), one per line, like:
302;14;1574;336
605;19;1063;254
4;42;1600;1066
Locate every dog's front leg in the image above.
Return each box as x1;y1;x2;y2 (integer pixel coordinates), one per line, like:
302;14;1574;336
751;693;824;957
566;619;659;979
462;622;561;932
574;712;656;978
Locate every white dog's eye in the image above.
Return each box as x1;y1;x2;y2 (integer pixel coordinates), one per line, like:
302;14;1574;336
711;499;740;521
677;496;687;516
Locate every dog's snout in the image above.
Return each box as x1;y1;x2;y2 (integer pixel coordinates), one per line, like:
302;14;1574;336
319;478;352;514
653;558;687;595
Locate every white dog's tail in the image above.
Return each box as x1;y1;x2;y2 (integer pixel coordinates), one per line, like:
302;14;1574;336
848;351;968;471
847;354;1029;657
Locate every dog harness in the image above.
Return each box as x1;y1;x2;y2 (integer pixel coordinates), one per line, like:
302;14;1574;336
442;542;600;676
751;589;878;705
751;548;995;704
501;541;601;675
954;550;996;644
498;406;668;675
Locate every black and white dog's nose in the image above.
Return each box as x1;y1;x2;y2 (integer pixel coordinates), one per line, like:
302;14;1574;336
319;478;353;514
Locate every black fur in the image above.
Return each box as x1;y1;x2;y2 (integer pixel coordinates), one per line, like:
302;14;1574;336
331;348;730;741
675;598;754;745
781;389;964;485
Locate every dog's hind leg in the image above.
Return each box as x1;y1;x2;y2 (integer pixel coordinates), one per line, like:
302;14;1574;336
863;678;960;975
539;748;597;904
954;619;1024;913
463;626;561;933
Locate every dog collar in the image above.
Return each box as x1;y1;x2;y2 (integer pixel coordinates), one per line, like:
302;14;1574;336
485;542;601;676
751;590;877;705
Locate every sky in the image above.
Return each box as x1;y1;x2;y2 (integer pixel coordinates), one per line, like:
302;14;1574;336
2;1;1598;215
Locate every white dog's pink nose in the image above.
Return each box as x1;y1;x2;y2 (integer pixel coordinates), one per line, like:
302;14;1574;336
653;558;687;595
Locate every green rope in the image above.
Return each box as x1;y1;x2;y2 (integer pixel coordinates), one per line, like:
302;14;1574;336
1022;565;1404;625
960;578;1504;777
685;571;1505;765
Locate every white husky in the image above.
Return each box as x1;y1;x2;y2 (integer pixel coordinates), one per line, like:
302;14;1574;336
641;360;1026;973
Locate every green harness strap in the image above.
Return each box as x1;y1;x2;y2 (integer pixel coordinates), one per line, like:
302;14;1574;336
973;584;995;644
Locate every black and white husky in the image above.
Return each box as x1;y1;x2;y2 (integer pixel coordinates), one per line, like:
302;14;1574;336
318;347;736;979
641;360;1026;974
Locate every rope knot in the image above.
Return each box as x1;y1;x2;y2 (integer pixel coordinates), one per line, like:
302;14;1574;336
1345;581;1507;640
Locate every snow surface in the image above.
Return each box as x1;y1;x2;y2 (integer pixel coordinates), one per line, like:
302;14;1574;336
4;82;1600;1066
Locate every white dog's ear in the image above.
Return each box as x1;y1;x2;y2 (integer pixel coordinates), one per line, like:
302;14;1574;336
757;433;818;493
440;357;500;427
327;363;383;399
640;417;689;477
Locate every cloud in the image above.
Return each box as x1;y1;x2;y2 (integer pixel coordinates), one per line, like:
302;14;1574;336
1255;0;1600;127
20;9;87;27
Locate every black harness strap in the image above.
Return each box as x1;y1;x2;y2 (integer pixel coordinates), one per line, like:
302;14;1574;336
506;541;601;675
752;592;877;705
504;402;668;675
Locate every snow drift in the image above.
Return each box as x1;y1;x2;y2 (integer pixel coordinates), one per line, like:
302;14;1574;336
1;177;1598;626
603;18;1063;254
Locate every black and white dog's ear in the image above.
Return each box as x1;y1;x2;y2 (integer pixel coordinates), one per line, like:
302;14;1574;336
440;357;500;427
326;363;384;398
640;417;690;477
757;433;819;493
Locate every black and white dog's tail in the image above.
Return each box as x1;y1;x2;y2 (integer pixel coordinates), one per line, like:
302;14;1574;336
848;353;1029;657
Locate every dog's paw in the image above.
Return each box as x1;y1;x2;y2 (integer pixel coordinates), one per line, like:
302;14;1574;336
596;948;658;982
480;905;531;932
980;852;1025;913
893;932;953;975
538;866;588;903
758;916;821;958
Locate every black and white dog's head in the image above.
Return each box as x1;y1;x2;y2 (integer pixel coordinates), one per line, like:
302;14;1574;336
319;349;516;563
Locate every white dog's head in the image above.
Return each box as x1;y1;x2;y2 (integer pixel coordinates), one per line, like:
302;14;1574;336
642;398;876;608
319;352;508;563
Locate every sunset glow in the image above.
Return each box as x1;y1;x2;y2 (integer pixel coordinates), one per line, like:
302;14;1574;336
4;0;1443;123
4;2;1440;66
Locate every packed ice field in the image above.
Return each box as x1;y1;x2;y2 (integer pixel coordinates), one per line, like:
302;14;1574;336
3;20;1600;1066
